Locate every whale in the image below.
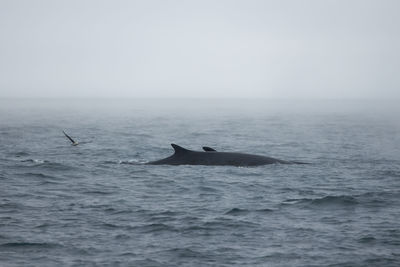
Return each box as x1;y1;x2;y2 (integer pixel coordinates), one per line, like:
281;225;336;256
146;144;307;166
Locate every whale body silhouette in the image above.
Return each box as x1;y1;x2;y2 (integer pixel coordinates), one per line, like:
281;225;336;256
147;144;307;166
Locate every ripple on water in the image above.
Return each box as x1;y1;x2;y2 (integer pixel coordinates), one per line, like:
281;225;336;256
17;160;74;172
0;242;62;249
17;172;55;179
225;207;274;216
136;223;178;234
358;235;376;244
14;152;31;157
282;195;358;208
21;159;47;164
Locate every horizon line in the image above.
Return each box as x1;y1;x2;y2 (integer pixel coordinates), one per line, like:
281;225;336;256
0;97;398;101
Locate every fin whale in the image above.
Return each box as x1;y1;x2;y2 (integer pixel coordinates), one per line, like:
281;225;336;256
147;144;307;166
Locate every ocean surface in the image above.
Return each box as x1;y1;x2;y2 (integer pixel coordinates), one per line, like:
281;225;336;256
1;99;399;267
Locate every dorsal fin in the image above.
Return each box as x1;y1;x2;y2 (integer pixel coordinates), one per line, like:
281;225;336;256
171;144;190;154
203;146;217;152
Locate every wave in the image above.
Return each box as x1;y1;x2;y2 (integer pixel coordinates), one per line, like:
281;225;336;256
356;191;400;207
82;190;115;195
0;202;25;210
285;191;400;209
101;159;147;165
21;159;48;164
19;159;72;171
367;258;400;266
38;162;73;171
101;223;120;229
311;195;358;205
119;159;147;165
15;151;30;157
202;217;260;230
225;207;274;215
283;195;359;207
376;169;400;178
225;208;250;215
198;186;219;193
101;160;118;164
358;235;376;243
181;225;211;232
34;223;53;229
95;222;178;233
0;242;61;249
284;191;400;208
161;247;205;258
19;172;54;179
104;208;135;215
38;180;61;185
137;223;177;233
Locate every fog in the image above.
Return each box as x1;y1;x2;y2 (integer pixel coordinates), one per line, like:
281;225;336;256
0;0;399;99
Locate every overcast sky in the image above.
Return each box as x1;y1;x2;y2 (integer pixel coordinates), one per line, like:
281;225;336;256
0;0;399;98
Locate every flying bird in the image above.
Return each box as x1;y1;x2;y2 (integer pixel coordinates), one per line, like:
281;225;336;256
63;131;79;146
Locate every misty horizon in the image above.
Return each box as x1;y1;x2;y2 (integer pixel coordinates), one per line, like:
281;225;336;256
1;0;399;99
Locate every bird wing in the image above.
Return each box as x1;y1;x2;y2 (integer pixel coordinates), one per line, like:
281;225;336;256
63;131;76;144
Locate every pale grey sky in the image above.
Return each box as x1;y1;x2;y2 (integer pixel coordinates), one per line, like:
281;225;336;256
0;0;399;98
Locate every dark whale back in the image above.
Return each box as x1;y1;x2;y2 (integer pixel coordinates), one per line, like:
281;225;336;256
147;144;303;166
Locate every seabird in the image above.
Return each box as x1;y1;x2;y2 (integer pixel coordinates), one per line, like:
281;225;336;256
63;130;79;146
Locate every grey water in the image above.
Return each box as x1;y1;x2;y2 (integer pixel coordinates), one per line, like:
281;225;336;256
1;99;399;266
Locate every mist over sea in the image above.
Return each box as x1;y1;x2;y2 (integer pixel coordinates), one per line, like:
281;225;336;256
1;99;399;266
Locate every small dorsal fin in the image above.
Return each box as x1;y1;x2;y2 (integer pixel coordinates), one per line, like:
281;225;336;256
171;144;190;154
203;146;217;152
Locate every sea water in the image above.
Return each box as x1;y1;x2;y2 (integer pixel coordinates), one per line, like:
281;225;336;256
0;99;399;266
